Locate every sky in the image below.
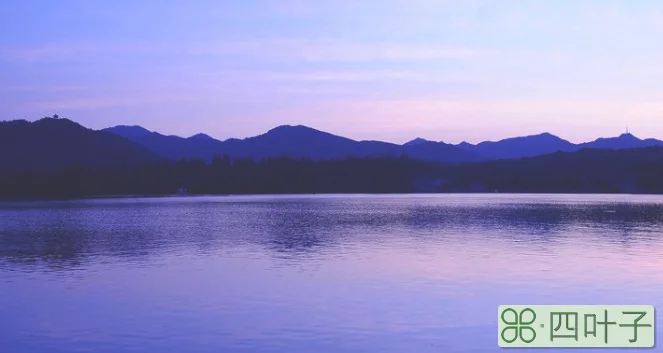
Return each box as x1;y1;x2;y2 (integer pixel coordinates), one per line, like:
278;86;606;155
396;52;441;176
2;0;663;144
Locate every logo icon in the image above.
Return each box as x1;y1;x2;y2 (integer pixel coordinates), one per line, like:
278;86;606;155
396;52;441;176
500;307;537;343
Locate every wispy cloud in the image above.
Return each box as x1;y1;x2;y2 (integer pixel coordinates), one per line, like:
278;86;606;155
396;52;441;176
2;37;498;64
185;37;501;63
0;42;173;62
2;85;90;92
27;93;202;111
259;70;466;83
282;42;498;62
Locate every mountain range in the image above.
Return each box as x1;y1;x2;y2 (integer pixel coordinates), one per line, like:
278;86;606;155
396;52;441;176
2;117;663;170
102;124;481;163
104;123;663;163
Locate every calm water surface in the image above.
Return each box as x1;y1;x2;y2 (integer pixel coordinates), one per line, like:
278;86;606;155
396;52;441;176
0;194;662;352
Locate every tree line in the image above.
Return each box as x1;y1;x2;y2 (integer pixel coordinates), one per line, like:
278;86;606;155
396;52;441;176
0;155;429;200
1;147;663;200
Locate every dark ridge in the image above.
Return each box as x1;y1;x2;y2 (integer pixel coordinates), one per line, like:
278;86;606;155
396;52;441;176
0;118;158;170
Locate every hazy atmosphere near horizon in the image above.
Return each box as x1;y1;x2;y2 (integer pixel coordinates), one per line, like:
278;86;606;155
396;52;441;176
2;0;663;143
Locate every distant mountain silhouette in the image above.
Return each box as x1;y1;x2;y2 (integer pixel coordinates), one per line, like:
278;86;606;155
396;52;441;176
106;124;481;163
458;132;576;160
578;133;663;150
454;132;663;160
402;140;482;162
403;137;431;146
456;141;475;149
1;118;158;169
103;126;226;161
103;125;152;138
399;137;481;161
189;133;216;141
103;122;663;163
223;125;365;159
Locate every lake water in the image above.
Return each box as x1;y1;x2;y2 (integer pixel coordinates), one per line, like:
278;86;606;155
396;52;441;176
0;194;661;352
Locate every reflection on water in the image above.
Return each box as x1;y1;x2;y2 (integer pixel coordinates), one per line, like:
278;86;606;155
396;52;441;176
0;194;662;352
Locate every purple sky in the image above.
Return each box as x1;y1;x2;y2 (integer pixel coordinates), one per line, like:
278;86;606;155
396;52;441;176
2;1;663;143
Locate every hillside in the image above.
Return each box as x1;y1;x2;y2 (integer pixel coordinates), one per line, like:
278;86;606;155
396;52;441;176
0;118;158;170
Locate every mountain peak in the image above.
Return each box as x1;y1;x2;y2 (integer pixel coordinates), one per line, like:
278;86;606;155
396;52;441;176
514;132;564;141
33;117;91;133
579;132;653;150
536;132;556;138
36;116;79;125
266;124;314;133
456;141;475;149
103;125;152;138
617;132;639;140
189;133;215;141
403;137;430;147
260;125;347;140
